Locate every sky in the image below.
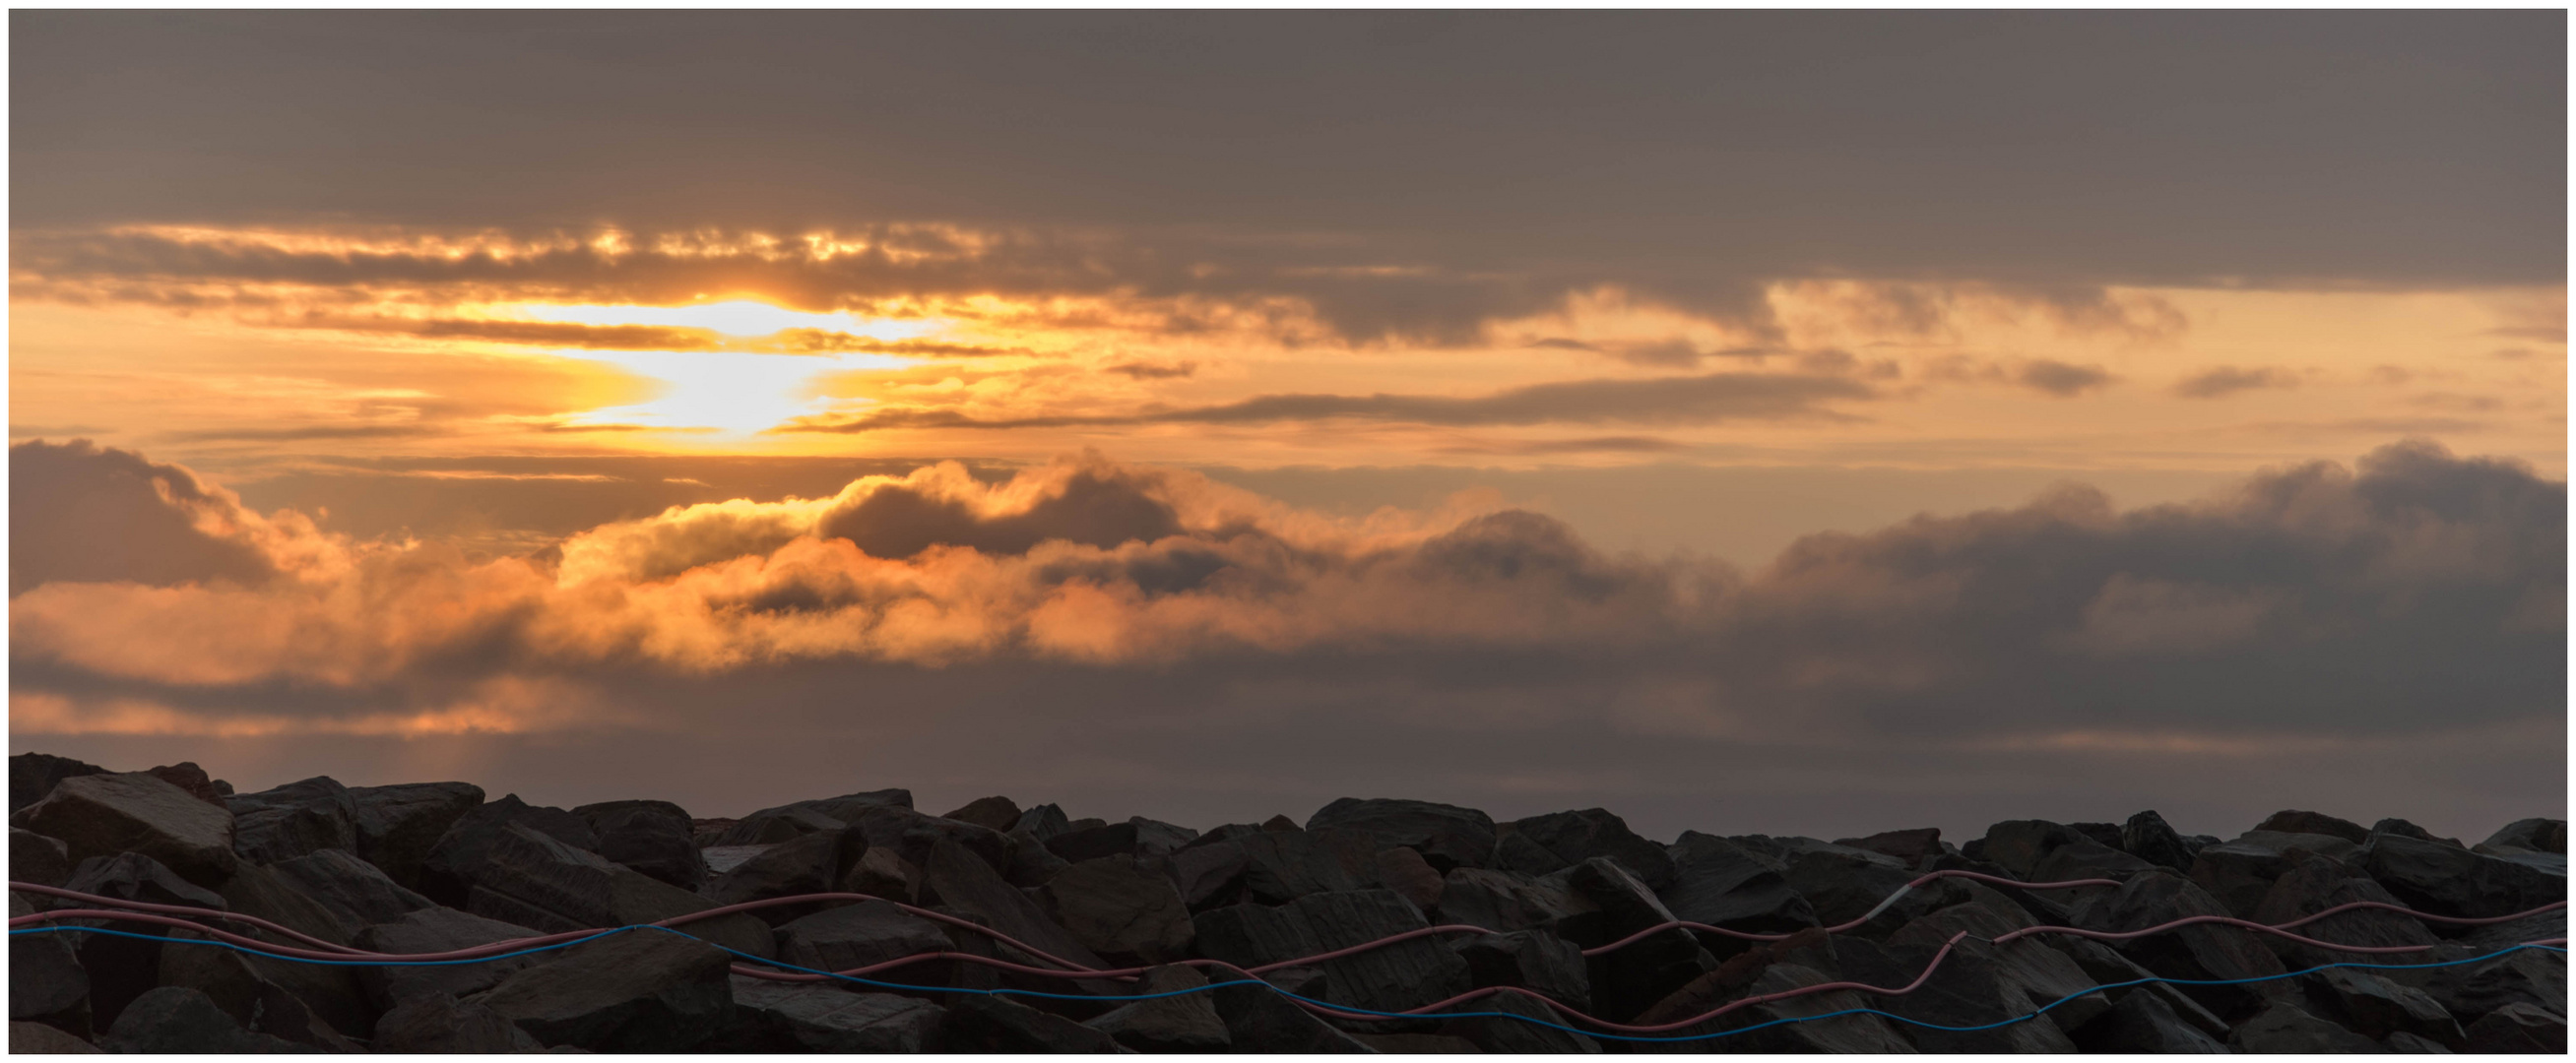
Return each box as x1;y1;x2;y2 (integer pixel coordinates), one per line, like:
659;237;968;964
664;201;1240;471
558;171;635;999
7;11;2566;843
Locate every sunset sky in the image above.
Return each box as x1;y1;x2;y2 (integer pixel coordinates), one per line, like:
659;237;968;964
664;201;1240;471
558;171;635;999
9;11;2565;841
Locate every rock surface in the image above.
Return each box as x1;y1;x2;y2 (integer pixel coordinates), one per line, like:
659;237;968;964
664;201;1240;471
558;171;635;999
12;773;237;887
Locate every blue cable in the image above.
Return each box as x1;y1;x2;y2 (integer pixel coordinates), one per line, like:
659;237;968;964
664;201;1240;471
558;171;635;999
12;922;2563;1044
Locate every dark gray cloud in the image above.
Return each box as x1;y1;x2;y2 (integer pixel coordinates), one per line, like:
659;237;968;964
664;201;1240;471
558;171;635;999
816;466;1187;560
9;439;283;594
2017;359;2119;397
2173;365;2302;399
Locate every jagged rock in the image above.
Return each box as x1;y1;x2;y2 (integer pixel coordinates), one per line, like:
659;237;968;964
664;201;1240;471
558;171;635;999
2366;834;2567;920
1556;857;1718;1022
13;828;71;888
472;927;734;1050
1513;808;1675;889
1308;797;1495;872
849;804;1014;877
1013;803;1074;842
1634;960;1914;1053
701;844;771;876
371;991;545;1052
2227;1000;2387;1052
1659;831;1816;934
1780;841;1965;932
2069;870;2288;1021
2069;982;2229;1052
1887;898;2112;1034
67;849;227;909
706;827;860;924
706;976;946;1052
2415;943;2567;1024
143;764;229;808
2307;968;2464;1046
1259;814;1299;833
843;844;924;902
61;851;228;1029
1169;840;1252;909
1352;1032;1483;1052
1771;929;2075;1053
1834;827;1943;868
347;781;483;891
2373;819;2463;847
227;777;360;865
97;986;314;1053
10;753;106;815
918;838;1119;995
1082;964;1231;1051
2383;1031;2455;1052
2257;810;2373;845
1374;845;1445;911
774;900;951;979
9;1021;99;1052
2462;1002;2567;1053
2480;818;2568;856
211;862;373;1038
1040;855;1195;965
1454;929;1590;1012
2026;919;2233;1038
2188;830;2364;918
574;800;705;891
1196;889;1472;1013
354;907;547;1009
1171;827;1381;909
1493;831;1572;876
418;794;600;906
11;892;92;1036
2121;810;2197;872
1045;817;1199;863
1202;969;1376;1052
1438;867;1604;943
454;823;772;958
709;788;913;846
1441;987;1599;1053
11;772;236;888
940;995;1126;1052
154;928;362;1051
941;795;1023;834
1005;828;1073;889
2250;847;2438;969
269;847;436;930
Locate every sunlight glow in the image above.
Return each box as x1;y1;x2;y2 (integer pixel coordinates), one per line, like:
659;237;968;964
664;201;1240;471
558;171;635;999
559;349;908;435
519;299;938;339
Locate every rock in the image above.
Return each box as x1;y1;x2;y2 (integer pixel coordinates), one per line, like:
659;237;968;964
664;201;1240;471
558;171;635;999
1082;964;1231;1052
774;900;952;980
706;976;945;1052
8;1021;99;1052
701;844;772;876
917;838;1119;995
1454;929;1590;1012
418;794;600;906
354;907;547;1009
1202;969;1376;1052
2189;831;2364;918
1780;842;1963;932
11;892;92;1036
456;823;773;958
1259;814;1299;833
60;851;227;1029
1556;857;1718;1022
2227;1000;2388;1052
1039;856;1195;965
2120;810;2197;872
1441;987;1599;1053
2069;870;2287;1021
1833;827;1943;868
10;772;236;888
1374;845;1445;911
2480;818;2567;856
1492;831;1572;876
1513;808;1675;889
370;991;545;1052
2308;968;2463;1047
2363;834;2567;919
1437;867;1604;943
1659;831;1816;934
143;764;229;808
705;826;860;923
153;928;362;1051
849;804;1014;877
574;800;705;891
472;927;735;1051
2249;847;2438;969
2069;983;2230;1053
1886;898;2111;1034
2373;819;2463;847
1298;888;1474;1013
941;795;1023;834
346;781;483;891
12;828;71;888
1235;828;1379;905
1168;840;1251;909
66;849;227;909
709;788;913;846
1351;1032;1482;1052
2462;1001;2567;1053
1635;961;1914;1053
210;863;373;1038
10;752;107;815
2256;810;2373;845
268;847;437;931
227;777;360;866
940;994;1127;1052
97;986;313;1054
1013;803;1074;842
1307;797;1496;872
1045;817;1199;863
842;844;924;902
2383;1031;2456;1052
2417;944;2567;1025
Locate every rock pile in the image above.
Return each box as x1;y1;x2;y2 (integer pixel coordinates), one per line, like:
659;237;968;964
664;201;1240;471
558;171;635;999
7;753;2565;1053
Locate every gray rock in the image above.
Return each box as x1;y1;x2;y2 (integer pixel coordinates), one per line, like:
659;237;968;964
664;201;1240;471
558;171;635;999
2069;983;2229;1052
2383;1031;2456;1052
1886;898;2111;1034
1441;987;1599;1053
1234;828;1379;905
1202;969;1376;1052
1632;961;1914;1053
370;991;545;1052
574;800;705;891
346;781;483;891
60;851;226;1029
1351;1032;1482;1052
356;906;548;1009
1083;964;1231;1052
10;773;236;888
212;862;373;1038
2310;968;2463;1047
10;753;107;816
446;822;772;959
2255;809;2373;844
1040;856;1195;966
2120;810;2198;872
227;777;360;866
1658;831;1816;934
1833;827;1945;868
2479;818;2567;856
97;986;314;1053
2188;831;2361;918
472;927;735;1051
418;794;600;906
269;847;437;931
1012;803;1073;842
849;804;1014;877
1454;929;1591;1012
13;828;71;888
2372;818;2463;847
1779;842;1959;931
1437;867;1604;943
1513;808;1675;889
2250;847;2439;969
1492;831;1572;876
1308;797;1496;872
918;838;1119;995
709;975;945;1052
2069;870;2288;1021
937;795;1022;833
66;849;226;910
8;1021;99;1053
1295;888;1474;1013
11;892;91;1035
705;827;859;923
939;994;1126;1052
710;788;913;846
153;929;362;1051
2227;1000;2387;1052
1373;845;1445;911
1045;817;1199;863
774;900;951;980
2364;834;2567;919
2462;1001;2566;1053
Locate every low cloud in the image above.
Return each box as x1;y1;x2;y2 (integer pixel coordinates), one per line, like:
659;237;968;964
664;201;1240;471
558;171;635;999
2173;365;2301;399
2017;359;2119;397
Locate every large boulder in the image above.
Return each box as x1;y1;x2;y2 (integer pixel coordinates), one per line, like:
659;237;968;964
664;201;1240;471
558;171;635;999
369;991;544;1052
1454;929;1591;1012
141;764;229;808
1082;964;1231;1052
10;773;236;888
848;804;1014;878
773;900;952;981
1632;960;1915;1053
1440;988;1599;1053
939;795;1023;834
1512;809;1675;889
2254;810;2372;845
2068;984;2229;1053
1779;841;1964;932
153;928;362;1051
1307;797;1495;872
574;799;706;891
2225;1000;2385;1052
346;782;483;891
939;994;1124;1052
448;823;772;959
226;777;360;865
2479;818;2568;857
95;987;311;1054
10;752;107;815
417;794;599;907
2119;810;2198;873
2308;968;2463;1047
354;907;547;1010
472;927;735;1051
1045;817;1199;863
1976;819;2158;884
916;838;1119;995
210;862;373;1038
267;847;437;931
704;827;861;924
1039;856;1195;966
60;851;227;1029
8;1021;99;1053
1886;896;2112;1034
1658;831;1816;934
2463;1002;2568;1053
12;828;72;888
2069;870;2288;1021
1373;845;1446;911
708;788;913;846
11;892;92;1037
1195;888;1472;1014
2362;834;2567;920
1202;969;1376;1052
2247;847;2438;969
1435;867;1604;943
706;976;945;1052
